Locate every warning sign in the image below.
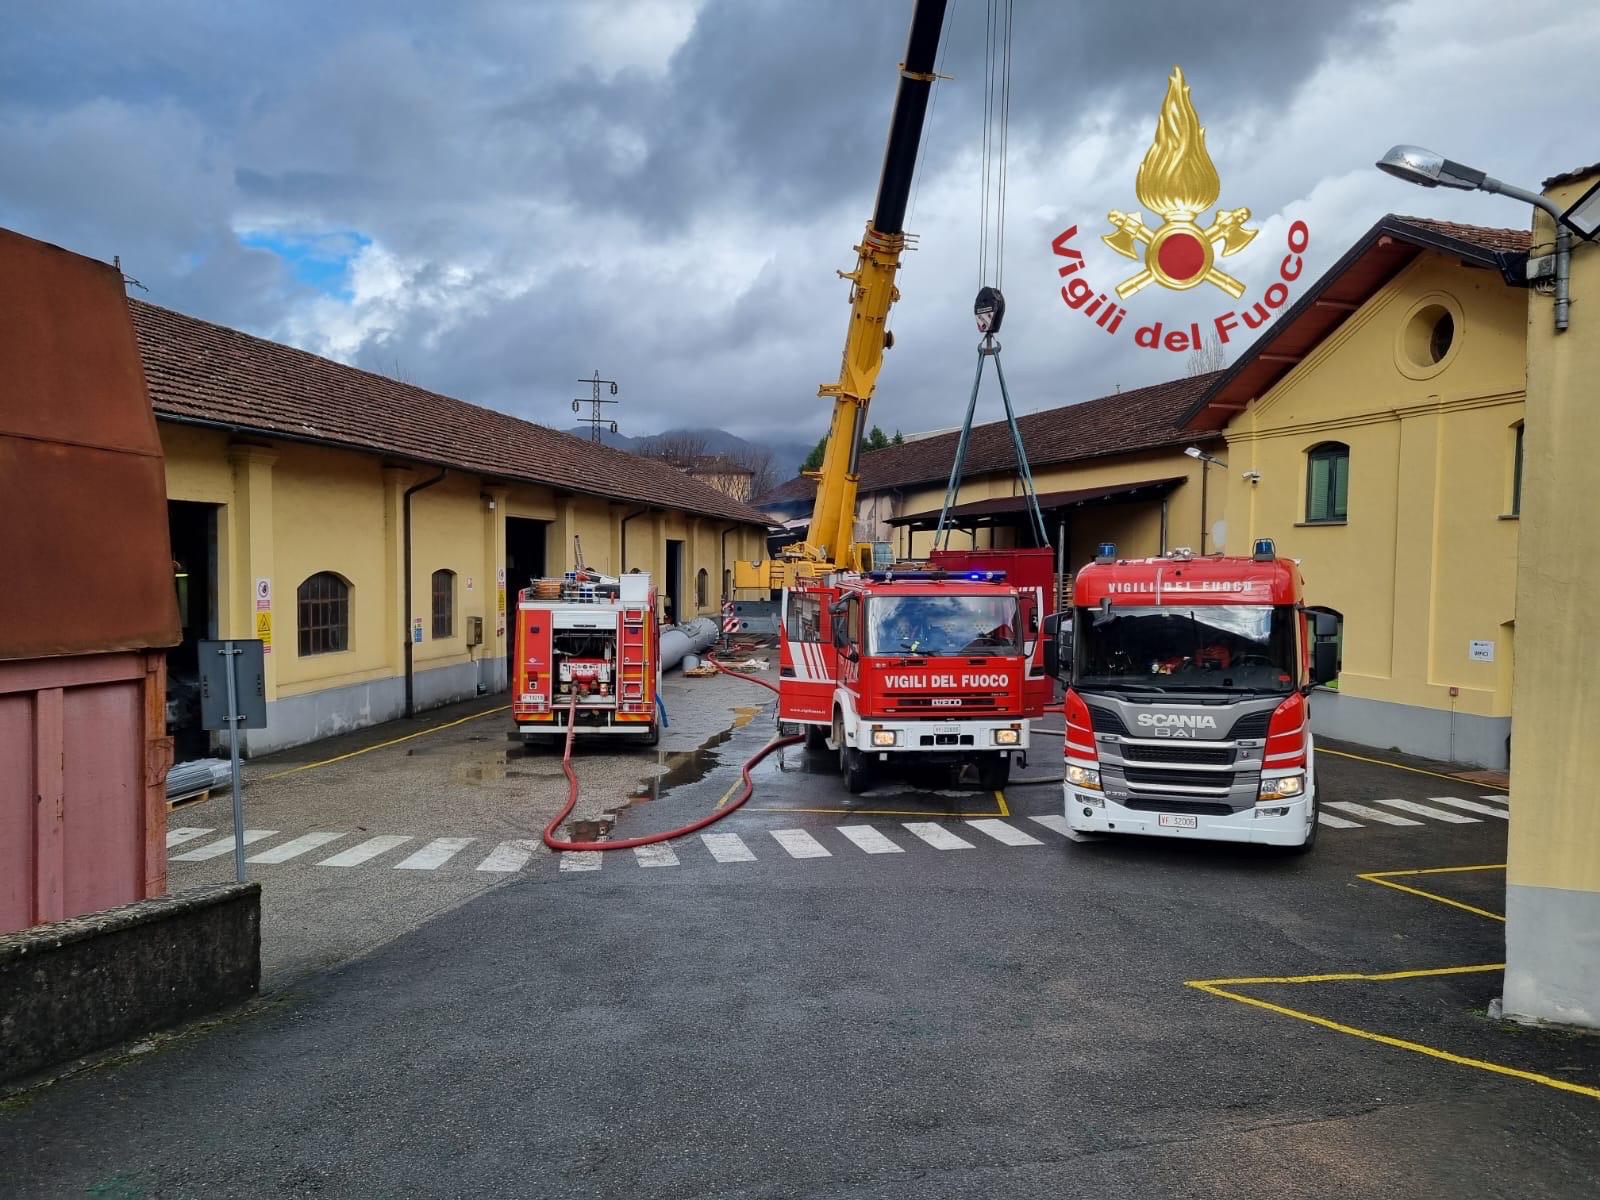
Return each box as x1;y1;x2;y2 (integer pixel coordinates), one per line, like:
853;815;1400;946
255;577;272;611
256;610;273;653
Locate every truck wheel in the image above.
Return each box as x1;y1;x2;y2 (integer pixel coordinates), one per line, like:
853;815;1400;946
977;754;1012;790
835;713;871;793
804;723;829;753
1287;793;1319;855
641;721;660;747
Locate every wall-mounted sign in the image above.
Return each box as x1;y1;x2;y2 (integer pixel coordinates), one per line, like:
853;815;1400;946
255;577;272;611
412;617;423;644
1049;67;1311;354
1469;640;1495;662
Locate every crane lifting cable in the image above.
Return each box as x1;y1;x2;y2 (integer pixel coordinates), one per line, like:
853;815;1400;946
936;0;1046;551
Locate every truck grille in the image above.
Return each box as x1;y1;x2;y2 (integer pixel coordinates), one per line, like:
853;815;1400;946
1122;743;1234;766
1123;766;1235;791
883;692;1005;713
1120;797;1235;816
1088;705;1129;736
1228;711;1271;740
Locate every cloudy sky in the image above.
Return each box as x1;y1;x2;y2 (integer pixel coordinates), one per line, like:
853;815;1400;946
5;1;1595;466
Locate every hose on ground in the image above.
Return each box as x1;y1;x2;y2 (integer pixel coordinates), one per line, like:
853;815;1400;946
541;657;796;853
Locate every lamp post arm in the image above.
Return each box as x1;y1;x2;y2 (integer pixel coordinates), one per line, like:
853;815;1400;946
1482;176;1571;332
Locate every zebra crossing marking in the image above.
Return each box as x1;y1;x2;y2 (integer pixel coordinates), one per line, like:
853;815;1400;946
395;838;475;870
837;825;904;855
319;835;413;867
967;818;1042;846
1428;795;1510;819
559;851;602;872
1317;811;1362;830
477;840;538;872
248;831;346;864
1324;801;1423;827
701;832;757;863
171;830;277;861
1376;798;1479;824
770;828;831;859
902;822;976;851
634;843;679;868
166;827;214;849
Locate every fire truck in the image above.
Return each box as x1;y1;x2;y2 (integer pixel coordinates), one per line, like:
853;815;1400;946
778;568;1049;792
512;571;660;745
1061;541;1338;850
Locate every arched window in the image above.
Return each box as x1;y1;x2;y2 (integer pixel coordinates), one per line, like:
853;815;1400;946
431;569;455;638
297;572;350;656
1305;442;1350;523
695;567;709;609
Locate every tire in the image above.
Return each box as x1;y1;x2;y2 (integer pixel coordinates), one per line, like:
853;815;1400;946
977;753;1012;790
804;723;829;753
640;721;660;747
835;712;872;794
1287;791;1318;855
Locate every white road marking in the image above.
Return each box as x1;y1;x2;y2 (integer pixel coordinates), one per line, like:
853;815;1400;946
966;818;1043;846
902;822;975;850
1325;801;1422;826
837;825;904;855
248;831;346;864
1376;798;1480;824
166;827;214;849
770;829;831;859
1029;813;1100;842
319;835;413;867
394;837;475;870
476;840;538;872
1480;793;1511;807
634;843;679;868
701;832;757;863
172;830;277;861
1317;812;1363;830
1427;795;1510;820
559;851;602;872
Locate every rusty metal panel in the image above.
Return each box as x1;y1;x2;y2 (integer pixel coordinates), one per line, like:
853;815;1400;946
0;227;180;659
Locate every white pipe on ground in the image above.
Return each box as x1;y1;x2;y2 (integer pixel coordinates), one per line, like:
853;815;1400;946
660;617;719;671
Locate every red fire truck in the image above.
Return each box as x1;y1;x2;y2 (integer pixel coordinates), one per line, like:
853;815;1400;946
1061;540;1338;850
512;571;660;744
778;569;1048;792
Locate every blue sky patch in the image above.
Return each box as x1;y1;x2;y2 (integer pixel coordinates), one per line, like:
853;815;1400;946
238;228;370;299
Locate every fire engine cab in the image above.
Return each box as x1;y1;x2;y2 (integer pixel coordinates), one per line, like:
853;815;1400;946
512;571;660;744
779;569;1048;793
1062;541;1338;850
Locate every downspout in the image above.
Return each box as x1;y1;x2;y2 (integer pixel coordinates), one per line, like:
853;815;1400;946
1160;497;1169;555
620;506;649;574
720;523;737;600
404;467;448;718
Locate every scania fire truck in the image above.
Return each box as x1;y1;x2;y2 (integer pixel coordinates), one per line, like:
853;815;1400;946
779;569;1048;793
1062;541;1337;850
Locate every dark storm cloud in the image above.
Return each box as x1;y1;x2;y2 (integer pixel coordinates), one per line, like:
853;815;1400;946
2;0;1395;442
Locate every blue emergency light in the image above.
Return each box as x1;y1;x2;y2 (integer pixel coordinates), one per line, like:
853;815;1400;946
1095;542;1117;564
1252;538;1276;562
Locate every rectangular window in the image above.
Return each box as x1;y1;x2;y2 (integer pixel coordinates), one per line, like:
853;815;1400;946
431;570;454;639
1306;446;1349;523
1512;423;1524;517
787;594;822;643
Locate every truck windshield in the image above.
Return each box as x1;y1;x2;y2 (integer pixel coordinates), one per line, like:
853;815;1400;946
867;594;1020;657
1074;605;1296;693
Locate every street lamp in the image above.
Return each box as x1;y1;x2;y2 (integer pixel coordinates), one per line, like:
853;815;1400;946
1375;144;1573;331
1184;446;1226;555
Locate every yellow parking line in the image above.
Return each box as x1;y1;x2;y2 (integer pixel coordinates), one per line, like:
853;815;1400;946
256;705;511;783
744;805;1005;818
1358;869;1506;922
995;789;1010;817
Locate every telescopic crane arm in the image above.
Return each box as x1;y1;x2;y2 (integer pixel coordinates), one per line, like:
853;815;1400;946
789;0;949;575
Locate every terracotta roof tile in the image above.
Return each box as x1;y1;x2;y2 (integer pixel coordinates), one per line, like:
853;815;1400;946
761;374;1221;503
1392;215;1531;254
130;300;769;526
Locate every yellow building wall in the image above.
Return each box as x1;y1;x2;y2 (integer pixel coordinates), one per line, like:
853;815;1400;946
156;423;765;717
1220;250;1525;720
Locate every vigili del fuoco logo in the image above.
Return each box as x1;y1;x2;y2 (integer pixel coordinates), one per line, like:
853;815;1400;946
1050;66;1310;353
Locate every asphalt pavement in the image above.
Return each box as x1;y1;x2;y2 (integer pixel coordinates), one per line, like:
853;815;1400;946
5;699;1599;1198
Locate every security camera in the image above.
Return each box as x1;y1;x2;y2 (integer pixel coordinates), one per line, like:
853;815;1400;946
1241;469;1262;483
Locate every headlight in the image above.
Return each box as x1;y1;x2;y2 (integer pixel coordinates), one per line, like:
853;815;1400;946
1066;764;1101;790
1259;773;1304;800
871;729;898;747
993;728;1020;746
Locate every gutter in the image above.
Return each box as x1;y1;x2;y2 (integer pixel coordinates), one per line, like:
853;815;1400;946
403;468;448;718
619;507;650;574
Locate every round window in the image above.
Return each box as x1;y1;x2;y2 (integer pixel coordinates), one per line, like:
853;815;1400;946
1403;304;1456;370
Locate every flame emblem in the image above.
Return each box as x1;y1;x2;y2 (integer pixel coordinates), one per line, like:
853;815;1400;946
1103;67;1256;298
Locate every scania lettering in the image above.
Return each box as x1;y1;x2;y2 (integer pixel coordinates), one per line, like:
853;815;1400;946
779;569;1046;794
1062;540;1338;850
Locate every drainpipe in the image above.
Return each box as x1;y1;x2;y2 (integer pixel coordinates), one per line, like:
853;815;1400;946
720;524;738;600
620;506;649;573
1160;497;1169;554
404;468;447;718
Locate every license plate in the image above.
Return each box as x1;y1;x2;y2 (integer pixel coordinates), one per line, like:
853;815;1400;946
935;725;959;735
1158;813;1199;830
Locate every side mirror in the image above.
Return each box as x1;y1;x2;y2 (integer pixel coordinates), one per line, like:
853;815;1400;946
1312;610;1340;640
1044;638;1060;679
1041;613;1061;638
1311;640;1339;687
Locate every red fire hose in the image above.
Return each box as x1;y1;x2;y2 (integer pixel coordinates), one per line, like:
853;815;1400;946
541;654;798;853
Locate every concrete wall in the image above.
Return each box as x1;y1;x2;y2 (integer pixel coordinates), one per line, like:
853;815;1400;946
1218;249;1525;765
159;424;768;755
1504;171;1600;1028
0;883;259;1085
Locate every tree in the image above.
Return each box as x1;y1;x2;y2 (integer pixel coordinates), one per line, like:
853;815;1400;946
639;429;709;466
1186;337;1228;377
799;425;902;474
726;443;778;500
